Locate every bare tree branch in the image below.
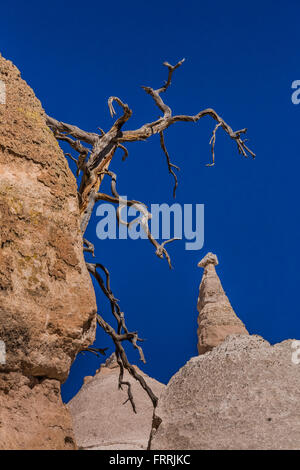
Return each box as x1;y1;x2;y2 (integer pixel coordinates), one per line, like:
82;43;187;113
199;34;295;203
108;96;132;128
47;59;255;222
80;347;108;357
141;58;185;118
46;115;98;144
207;122;222;167
46;58;256;413
99;169;179;268
86;262;158;411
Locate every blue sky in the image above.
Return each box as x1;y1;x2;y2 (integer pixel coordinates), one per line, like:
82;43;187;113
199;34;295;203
1;1;300;402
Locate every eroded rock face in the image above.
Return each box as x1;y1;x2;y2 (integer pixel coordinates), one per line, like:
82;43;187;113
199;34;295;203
150;335;300;450
68;355;165;450
197;252;248;354
0;373;76;450
0;54;97;449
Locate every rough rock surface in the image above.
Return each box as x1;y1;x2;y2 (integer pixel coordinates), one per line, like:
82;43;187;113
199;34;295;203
0;373;76;450
68;355;165;450
197;252;248;354
0;54;97;449
150;334;300;450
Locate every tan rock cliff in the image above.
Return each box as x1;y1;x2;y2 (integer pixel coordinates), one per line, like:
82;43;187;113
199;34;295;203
0;54;97;449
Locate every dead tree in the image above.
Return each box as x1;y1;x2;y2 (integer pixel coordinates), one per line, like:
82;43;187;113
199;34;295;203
46;59;255;412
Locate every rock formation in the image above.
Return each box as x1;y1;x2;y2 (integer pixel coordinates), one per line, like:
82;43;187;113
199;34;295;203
0;54;97;449
1;54;298;451
150;334;300;450
68;354;165;450
197;252;248;354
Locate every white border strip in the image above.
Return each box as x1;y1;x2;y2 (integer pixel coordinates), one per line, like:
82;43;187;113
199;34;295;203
0;340;6;365
0;80;6;105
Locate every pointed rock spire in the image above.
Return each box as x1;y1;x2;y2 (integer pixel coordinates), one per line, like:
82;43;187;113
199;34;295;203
197;252;248;354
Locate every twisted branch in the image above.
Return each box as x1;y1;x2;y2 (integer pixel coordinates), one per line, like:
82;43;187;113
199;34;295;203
99;169;179;268
141;58;185;119
47;58;256;413
86;263;158;411
159;131;180;197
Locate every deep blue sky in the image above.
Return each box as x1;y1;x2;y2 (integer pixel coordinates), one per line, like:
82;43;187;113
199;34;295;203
1;1;300;402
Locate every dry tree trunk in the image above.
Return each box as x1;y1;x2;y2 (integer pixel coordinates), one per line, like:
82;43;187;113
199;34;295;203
46;59;255;412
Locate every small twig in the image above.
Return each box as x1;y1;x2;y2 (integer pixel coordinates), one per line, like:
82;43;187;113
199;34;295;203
83;238;95;257
98;127;106;136
107;96;132;129
141;58;185;119
159;131;180;198
117;143;129;161
207;122;222;166
159;58;185;93
80;347;108;357
65;152;78;165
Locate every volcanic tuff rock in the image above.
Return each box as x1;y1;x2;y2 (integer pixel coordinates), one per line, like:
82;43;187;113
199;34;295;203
197;252;248;354
150;334;300;450
0;54;97;449
68;354;165;450
0;373;76;450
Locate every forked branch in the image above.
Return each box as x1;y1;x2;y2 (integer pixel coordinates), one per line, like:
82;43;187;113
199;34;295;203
47;58;255;413
86;262;158;411
98;169;179;268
